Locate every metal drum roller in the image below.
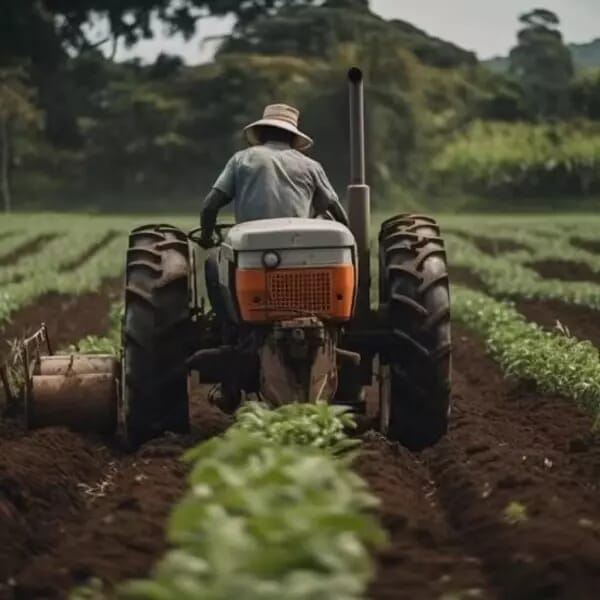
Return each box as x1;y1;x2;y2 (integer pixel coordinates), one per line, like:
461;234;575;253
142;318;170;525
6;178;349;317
27;354;119;434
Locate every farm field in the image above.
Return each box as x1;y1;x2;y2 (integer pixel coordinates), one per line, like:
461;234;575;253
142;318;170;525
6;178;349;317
1;212;600;599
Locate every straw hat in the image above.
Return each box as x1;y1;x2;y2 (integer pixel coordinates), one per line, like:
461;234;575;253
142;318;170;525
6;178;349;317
244;104;314;151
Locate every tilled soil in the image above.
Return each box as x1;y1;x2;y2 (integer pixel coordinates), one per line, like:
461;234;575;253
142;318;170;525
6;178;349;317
526;259;600;285
59;232;121;272
448;265;488;292
447;231;529;256
427;329;600;599
517;299;600;349
449;262;600;348
0;393;230;600
0;429;107;587
357;325;600;600
0;235;60;268
0;277;122;359
11;397;230;599
356;436;492;600
570;237;600;255
1;292;600;599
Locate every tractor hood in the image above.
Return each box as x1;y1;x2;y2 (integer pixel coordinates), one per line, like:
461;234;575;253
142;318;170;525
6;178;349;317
225;218;355;251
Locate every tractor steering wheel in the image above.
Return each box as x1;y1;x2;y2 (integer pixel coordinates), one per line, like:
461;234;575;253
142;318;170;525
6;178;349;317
189;224;234;248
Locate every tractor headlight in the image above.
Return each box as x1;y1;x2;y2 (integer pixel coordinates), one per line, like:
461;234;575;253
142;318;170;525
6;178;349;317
262;250;281;269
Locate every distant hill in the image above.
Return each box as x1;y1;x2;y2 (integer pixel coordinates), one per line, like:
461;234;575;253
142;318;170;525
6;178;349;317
483;38;600;73
389;19;477;68
570;38;600;70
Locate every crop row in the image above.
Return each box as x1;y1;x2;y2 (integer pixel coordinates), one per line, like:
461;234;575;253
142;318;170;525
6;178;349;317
446;234;600;309
509;242;600;274
442;215;600;252
0;235;126;324
446;226;600;275
453;285;600;418
0;231;40;261
0;230;120;286
68;303;122;355
74;403;385;600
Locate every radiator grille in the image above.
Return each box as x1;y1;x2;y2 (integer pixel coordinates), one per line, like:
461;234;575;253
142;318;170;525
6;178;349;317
267;269;332;313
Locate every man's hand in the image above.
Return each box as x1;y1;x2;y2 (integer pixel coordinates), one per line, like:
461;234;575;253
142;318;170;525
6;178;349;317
201;188;232;249
198;232;215;249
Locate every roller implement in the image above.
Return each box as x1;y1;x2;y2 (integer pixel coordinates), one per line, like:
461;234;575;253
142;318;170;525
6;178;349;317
3;68;451;451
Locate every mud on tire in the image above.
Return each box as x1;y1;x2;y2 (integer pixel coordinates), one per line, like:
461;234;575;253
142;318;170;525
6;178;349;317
121;224;192;448
379;214;451;451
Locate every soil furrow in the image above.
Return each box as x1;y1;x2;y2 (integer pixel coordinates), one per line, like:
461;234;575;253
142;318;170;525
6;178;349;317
0;234;60;268
526;259;600;285
10;393;230;599
2;262;600;600
0;282;231;599
11;439;186;598
516;299;600;349
0;429;108;596
447;231;529;256
425;326;600;600
449;265;600;350
356;436;494;600
0;277;122;358
570;237;600;255
448;265;488;292
59;232;121;272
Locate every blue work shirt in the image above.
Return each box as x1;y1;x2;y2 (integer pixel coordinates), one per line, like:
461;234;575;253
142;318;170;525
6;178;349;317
212;141;339;223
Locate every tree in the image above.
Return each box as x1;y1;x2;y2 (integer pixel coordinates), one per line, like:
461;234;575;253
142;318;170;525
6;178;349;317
0;67;40;212
509;8;574;118
0;1;323;146
1;1;192;146
194;0;321;27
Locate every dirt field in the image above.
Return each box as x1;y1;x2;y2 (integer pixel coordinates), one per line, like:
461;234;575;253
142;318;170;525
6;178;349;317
1;263;600;599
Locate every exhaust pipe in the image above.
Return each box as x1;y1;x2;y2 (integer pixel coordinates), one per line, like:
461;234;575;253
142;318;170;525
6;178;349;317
347;67;371;317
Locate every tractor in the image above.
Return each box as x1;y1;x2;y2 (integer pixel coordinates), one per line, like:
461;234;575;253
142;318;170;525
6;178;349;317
13;68;451;451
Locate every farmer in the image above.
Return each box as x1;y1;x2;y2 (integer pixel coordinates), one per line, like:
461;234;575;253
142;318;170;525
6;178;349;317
198;103;348;249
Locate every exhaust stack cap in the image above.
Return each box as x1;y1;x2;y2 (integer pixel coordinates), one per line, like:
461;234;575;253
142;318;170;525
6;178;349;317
348;67;363;83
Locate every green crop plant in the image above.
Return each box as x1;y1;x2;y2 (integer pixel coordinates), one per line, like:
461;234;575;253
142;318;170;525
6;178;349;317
69;303;123;356
453;286;600;417
0;235;127;324
0;231;41;260
447;226;600;275
234;401;360;454
110;403;385;600
0;215;198;325
0;229;118;286
446;234;600;309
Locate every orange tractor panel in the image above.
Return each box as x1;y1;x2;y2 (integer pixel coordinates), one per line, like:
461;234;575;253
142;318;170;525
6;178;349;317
236;265;355;323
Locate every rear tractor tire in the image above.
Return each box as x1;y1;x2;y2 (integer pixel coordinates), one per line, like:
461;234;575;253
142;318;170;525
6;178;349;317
120;224;192;448
379;214;451;451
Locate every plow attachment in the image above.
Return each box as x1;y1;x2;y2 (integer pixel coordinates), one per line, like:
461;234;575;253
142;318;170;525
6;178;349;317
29;355;118;434
1;326;119;435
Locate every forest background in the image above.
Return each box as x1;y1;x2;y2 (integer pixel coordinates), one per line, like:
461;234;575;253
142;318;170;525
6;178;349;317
2;0;600;213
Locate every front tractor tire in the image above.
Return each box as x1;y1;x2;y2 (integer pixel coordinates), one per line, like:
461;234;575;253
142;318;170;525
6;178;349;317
121;224;192;448
379;214;451;451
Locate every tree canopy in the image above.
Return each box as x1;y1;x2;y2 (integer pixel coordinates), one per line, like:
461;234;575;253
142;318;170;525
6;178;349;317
509;8;574;117
2;2;597;212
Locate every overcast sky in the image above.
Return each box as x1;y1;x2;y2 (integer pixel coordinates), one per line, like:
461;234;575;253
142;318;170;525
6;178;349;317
114;0;600;64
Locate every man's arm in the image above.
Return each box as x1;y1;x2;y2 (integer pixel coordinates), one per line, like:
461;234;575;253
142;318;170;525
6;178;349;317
200;188;232;243
200;155;236;245
312;163;350;228
326;197;350;228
